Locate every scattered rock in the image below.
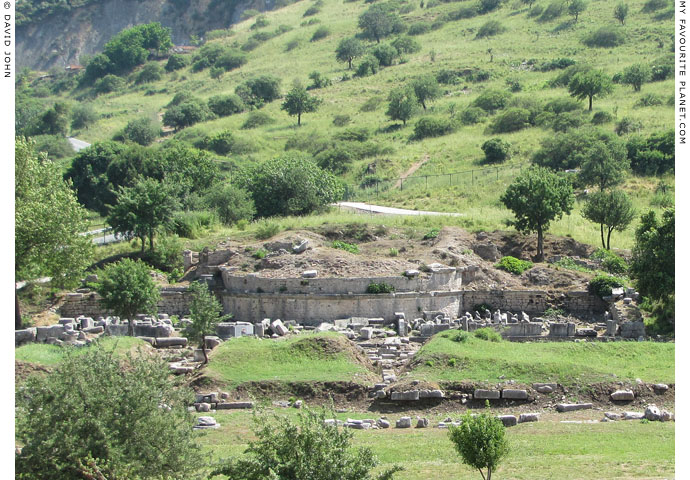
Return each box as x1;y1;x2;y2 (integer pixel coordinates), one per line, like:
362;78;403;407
396;417;412;428
610;390;635;401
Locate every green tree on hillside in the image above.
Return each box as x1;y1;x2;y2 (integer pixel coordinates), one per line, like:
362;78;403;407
411;74;442;110
568;69;613;111
186;281;230;364
15;137;93;287
15;347;201;479
358;4;401;43
449;411;509;480
568;0;587;22
107;178;179;253
501;166;574;261
614;3;629;24
123;117;161;146
582;189;635;250
621;64;652;91
281;82;322;126
336;37;365;69
386;86;417;125
578;140;629;190
96;258;160;336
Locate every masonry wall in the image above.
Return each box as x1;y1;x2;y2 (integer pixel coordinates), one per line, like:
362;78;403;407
59;288;194;318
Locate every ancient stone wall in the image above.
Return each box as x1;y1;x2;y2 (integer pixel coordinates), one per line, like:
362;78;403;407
59;288;194;318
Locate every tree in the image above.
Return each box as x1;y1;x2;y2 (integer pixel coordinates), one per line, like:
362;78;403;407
448;411;509;480
481;138;511;163
500;166;574;261
123;117;161;145
621;63;652;92
212;407;403;480
239;152;344;217
165;53;189;72
70;103;98;130
281;82;322;126
568;0;587;22
135;62;163;84
614;2;629;24
371;43;398;67
386;86;417;125
185;281;230;364
15;138;93;286
578;140;629;190
568;69;613;111
629;208;674;303
95;258;160;335
522;0;536;8
15;347;202;479
103;22;172;75
35;101;70;136
582;189;635;250
358;4;400;43
107;178;180;253
532;127;625;171
236;75;282;107
411;74;442;110
163;99;214;130
204;184;256;225
208;94;245;117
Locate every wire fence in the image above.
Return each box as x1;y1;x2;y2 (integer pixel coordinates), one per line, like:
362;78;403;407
343;162;528;201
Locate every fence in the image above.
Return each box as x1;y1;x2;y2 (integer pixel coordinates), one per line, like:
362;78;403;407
343;162;527;201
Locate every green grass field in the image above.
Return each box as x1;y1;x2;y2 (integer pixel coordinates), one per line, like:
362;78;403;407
198;409;675;480
410;330;675;385
205;332;378;387
24;0;675;251
15;336;148;366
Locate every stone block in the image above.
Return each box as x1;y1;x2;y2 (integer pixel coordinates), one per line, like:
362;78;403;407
404;269;420;277
644;405;661;421
518;413;539;423
556;403;593;412
197;402;211;412
58;318;76;326
419;390;444;399
502;389;528;400
83;326;104;335
653;383;669;393
610;390;635;401
397;319;408;336
533;383;557;394
377;419;390;429
253;323;265;337
196;392;219;403
270;319;289;336
293;239;309;253
36;325;66;342
80;317;93;329
416;417;429;428
15;328;36;346
395;417;412;428
622;411;644;420
155;337;188;348
137;336;156;346
193;349;206;362
660;410;674;422
497;415;518;427
575;328;597;337
391;391;420;401
302;270;317;278
105;324;129;336
606;320;618;336
474;389;500;400
216;402;254;410
194;416;220;430
549;323;570;337
360;327;374;340
205;336;221;349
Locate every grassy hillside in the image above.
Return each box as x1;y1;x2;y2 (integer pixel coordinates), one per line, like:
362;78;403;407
205;332;378;386
15;336;148;365
22;0;674;249
410;330;675;384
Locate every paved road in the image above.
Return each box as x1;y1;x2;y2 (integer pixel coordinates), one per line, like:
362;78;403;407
335;202;463;217
68;137;91;152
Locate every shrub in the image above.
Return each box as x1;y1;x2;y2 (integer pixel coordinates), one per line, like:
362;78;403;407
366;282;395;293
93;74;125;94
251;14;269;28
495;256;533;275
315;146;354;174
473;303;493;313
135;62;163;84
642;0;668;12
472;89;511;112
589;274;625;297
408;22;431;35
332;114;352;126
254;220;282;240
473;327;502;342
371;43;398;66
30;135;75;159
123;117;160;145
481;138;511;163
527;4;544;17
15;347;202;480
163;99;214;129
216;49;248;71
208;94;245;117
476;20;506;38
236;75;282;107
332;240;360;254
70;104;98;130
460;106;487;125
550;111;586;132
489;108;531;133
479;0;503;13
165;54;189;72
413;116;456;139
445;5;478;20
200;130;254;155
360;96;383;112
591;111;614;124
241;38;261;52
423;228;440;239
615;117;642;136
583;27;625;48
311;25;331;41
145;234;184;272
391;36;422;55
356;55;380;77
544;97;580;114
171;210;218;238
538;1;565;21
285;37;302;51
303;5;320;16
635;93;663;107
241;110;276;129
334;127;371;142
308;71;331;89
539;58;576;72
591;248;628;275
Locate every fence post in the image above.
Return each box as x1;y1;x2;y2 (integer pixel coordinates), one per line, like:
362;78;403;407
400;179;403;191
376;180;379;199
496;167;499;180
472;170;474;185
449;173;452;186
425;175;428;189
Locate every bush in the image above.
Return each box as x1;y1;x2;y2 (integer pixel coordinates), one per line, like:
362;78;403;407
473;327;502;342
489;108;531;133
539;57;576;72
15;347;202;480
476;20;506;38
366;282;395;293
371;43;398;66
93;74;125;94
479;0;503;13
332;114;351;126
123;117;160;145
145;233;184;272
635;93;663;107
316;146;354;174
583;27;625;48
360;96;383;112
550;111;585;132
591;111;614;124
70;104;98;130
615;117;642;136
473;303;492;313
171;210;218;238
527;4;544;17
408;22;431;35
303;5;320;16
356;55;380;77
163;99;214;129
135;62;163;84
285;37;302;51
472;89;511;112
391;36;422;55
538;1;565;21
241;110;276;129
642;0;668;12
332;240;360;254
208;94;245;117
589;274;625;297
251;14;269;28
254;219;282;239
200;130;254;155
445;5;478;20
236;75;282;107
591;248;628;275
311;25;330;41
423;228;440;240
308;70;331;89
544;97;580;114
495;256;533;275
460;106;487;125
481;138;511;163
203;185;255;225
30;135;75;159
216;49;248;71
413;116;456;139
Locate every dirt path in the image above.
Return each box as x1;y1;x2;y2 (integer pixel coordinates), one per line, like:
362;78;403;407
393;154;430;190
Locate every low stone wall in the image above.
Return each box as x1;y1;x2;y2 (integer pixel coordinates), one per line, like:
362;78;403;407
221;291;462;326
462;290;606;315
220;269;461;295
59;288;194;318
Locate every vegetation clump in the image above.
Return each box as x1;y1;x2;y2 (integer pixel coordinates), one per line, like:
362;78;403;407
332;240;360;254
366;282;396;294
588;274;625;298
495;256;533;275
473;327;503;342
